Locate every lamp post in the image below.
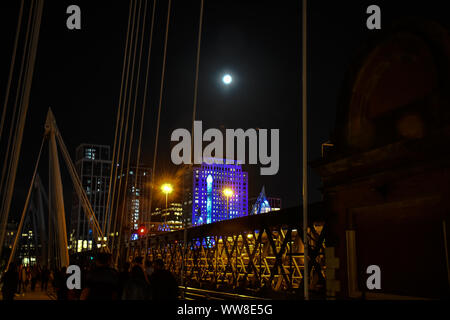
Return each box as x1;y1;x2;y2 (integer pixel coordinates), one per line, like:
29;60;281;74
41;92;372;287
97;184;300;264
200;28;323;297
161;183;173;230
161;183;173;209
223;188;234;220
302;0;309;301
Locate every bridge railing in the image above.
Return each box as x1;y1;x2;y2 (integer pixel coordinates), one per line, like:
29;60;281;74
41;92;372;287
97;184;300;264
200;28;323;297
179;286;270;300
129;204;326;297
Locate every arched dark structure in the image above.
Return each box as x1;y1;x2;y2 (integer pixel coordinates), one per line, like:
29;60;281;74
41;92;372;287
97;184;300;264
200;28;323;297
313;19;450;299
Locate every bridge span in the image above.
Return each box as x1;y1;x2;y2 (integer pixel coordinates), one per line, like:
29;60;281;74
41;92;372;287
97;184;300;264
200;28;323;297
129;204;326;299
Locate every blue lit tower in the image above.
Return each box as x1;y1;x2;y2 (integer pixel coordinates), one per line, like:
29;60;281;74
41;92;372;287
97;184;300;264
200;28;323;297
192;160;248;226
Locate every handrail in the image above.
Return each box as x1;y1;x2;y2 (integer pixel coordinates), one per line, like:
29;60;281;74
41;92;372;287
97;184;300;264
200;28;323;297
179;286;270;300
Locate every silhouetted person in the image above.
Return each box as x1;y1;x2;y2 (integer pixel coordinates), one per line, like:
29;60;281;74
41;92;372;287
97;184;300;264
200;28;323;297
148;259;178;300
133;256;144;268
54;267;68;300
122;265;150;300
118;262;130;299
40;266;50;291
30;265;39;291
80;264;90;295
144;259;154;280
25;266;31;290
19;264;27;294
1;263;19;300
80;252;119;300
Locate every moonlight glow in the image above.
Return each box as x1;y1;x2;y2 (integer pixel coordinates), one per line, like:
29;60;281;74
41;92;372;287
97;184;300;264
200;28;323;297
222;74;232;85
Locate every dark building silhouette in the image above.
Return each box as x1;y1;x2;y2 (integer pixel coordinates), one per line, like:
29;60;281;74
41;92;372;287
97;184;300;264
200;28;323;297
313;19;450;299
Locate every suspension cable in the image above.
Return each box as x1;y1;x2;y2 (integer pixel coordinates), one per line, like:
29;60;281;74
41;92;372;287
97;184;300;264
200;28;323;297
0;0;24;145
135;0;156;228
111;0;142;253
6;136;45;271
0;0;35;213
147;0;172;222
182;0;205;290
104;0;134;238
128;0;157;263
191;0;204;143
115;0;149;265
0;0;44;259
55;128;105;246
111;0;143;253
109;0;138;249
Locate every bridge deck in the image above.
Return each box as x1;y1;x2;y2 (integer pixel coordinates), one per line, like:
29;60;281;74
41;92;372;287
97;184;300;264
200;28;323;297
129;204;327;298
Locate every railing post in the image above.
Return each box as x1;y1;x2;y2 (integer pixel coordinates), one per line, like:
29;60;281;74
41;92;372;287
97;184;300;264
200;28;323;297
301;0;309;300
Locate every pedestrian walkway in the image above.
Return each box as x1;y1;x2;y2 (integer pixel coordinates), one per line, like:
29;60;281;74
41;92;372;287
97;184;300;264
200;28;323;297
0;289;55;300
1;280;56;301
14;289;54;300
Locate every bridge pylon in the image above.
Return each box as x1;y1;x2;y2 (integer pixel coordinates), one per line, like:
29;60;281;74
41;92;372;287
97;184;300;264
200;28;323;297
45;109;70;268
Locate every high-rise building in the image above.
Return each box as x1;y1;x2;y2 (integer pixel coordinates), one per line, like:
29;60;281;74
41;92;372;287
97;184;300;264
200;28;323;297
150;202;183;232
70;144;111;253
3;222;17;252
182;166;193;228
192;159;248;226
18;228;36;266
122;165;151;232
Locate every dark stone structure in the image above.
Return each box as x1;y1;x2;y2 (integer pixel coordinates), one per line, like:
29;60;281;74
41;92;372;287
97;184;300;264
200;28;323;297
313;19;450;299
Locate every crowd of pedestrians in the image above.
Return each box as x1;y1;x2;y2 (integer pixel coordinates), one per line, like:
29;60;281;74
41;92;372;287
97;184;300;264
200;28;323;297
1;253;179;300
78;253;179;300
1;263;52;300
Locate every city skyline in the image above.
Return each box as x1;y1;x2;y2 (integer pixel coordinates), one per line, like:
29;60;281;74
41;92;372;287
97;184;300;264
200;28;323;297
2;1;448;219
1;0;450;302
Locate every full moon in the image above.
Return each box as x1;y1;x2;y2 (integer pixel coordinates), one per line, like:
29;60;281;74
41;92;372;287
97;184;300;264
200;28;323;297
222;74;232;85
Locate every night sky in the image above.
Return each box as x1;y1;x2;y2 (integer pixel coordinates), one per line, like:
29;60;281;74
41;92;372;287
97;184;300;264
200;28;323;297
0;0;449;220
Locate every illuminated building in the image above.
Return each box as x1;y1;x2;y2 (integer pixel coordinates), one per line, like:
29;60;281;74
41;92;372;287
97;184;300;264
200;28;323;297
249;186;282;214
151;202;183;232
3;222;17;251
18;227;36;266
192;159;248;226
70;144;111;253
182;167;194;228
123;165;151;232
70;143;151;252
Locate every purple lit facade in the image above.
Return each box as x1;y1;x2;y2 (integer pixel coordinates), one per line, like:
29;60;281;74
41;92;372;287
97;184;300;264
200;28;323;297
192;160;248;226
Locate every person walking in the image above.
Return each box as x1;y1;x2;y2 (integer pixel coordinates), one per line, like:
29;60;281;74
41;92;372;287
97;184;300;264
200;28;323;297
80;253;120;300
54;267;68;300
1;263;19;300
144;259;154;281
118;262;130;299
148;259;178;300
20;265;27;294
30;265;39;291
122;265;150;300
40;266;50;291
26;266;31;289
17;264;22;294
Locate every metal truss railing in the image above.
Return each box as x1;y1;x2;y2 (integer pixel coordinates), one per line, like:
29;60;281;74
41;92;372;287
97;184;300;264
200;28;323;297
129;205;326;297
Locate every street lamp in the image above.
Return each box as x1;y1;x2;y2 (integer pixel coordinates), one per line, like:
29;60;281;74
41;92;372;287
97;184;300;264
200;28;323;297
161;183;173;230
161;183;173;209
223;187;234;220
